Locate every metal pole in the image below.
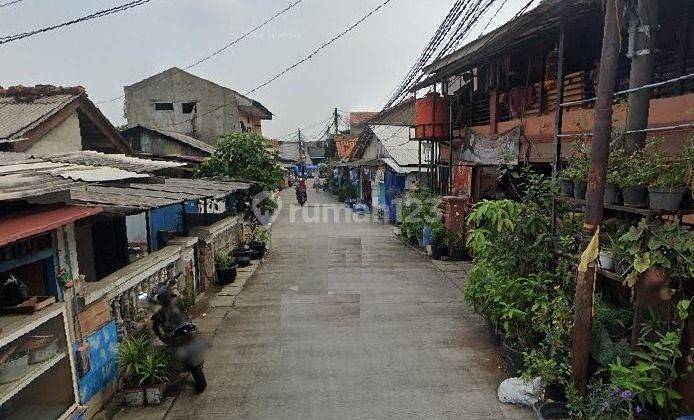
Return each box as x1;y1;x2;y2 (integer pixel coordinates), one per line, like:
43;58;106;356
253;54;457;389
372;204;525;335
571;0;624;396
449;96;454;195
624;0;659;154
553;24;566;175
334;107;339;136
145;211;152;254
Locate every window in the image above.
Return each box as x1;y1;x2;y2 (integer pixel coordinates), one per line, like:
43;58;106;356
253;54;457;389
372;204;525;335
155;102;174;111
182;102;197;114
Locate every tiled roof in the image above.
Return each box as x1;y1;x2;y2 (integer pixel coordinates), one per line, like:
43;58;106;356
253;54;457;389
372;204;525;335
349;112;378;127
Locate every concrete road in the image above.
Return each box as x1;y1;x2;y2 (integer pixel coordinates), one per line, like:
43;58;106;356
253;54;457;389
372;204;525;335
166;186;531;419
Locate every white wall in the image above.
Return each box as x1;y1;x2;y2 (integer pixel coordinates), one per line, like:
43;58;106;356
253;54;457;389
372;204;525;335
126;213;148;244
26;112;81;154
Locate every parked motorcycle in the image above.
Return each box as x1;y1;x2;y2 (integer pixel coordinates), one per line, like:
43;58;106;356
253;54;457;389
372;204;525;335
139;276;207;393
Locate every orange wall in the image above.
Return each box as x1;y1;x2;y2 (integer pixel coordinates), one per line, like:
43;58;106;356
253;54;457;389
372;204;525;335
464;93;694;162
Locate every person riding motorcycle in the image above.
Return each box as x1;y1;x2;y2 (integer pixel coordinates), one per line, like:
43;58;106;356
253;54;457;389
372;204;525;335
295;178;307;205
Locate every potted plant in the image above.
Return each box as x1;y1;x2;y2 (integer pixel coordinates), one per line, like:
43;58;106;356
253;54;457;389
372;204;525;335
137;350;170;405
214;251;238;285
429;221;447;259
615;146;655;208
559;153;588;199
647;148;690;211
118;336;149;407
446;229;467;261
604;152;624;205
232;245;252;267
249;227;271;259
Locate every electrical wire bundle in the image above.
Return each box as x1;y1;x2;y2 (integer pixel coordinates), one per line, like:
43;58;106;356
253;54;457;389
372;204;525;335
383;0;538;110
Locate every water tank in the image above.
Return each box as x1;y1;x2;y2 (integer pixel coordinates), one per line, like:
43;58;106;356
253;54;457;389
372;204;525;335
414;92;448;139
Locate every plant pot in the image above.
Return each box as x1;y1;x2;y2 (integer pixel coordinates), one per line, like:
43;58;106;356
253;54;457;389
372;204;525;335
0;352;28;384
598;250;615;271
232;248;252;267
484;317;501;346
648;186;687;211
534;401;569;420
559;179;573;197
622;186;648;208
603;183;620;204
249;241;267;259
123;387;145;407
449;246;467;261
501;340;524;376
430;244;448;260
145;383;166;405
573;180;587;199
216;264;238;285
544;382;567;402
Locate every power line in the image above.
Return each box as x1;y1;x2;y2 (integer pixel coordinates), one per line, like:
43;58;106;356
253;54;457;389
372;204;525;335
0;0;154;45
95;0;303;105
0;0;25;9
245;0;395;96
157;0;395;131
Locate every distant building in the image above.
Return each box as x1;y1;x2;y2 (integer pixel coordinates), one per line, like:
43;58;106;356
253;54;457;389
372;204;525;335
124;67;272;146
0;85;130;154
120;125;215;162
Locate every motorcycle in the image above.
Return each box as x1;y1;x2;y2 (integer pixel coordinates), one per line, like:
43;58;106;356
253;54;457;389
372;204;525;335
295;187;307;206
139;276;207;393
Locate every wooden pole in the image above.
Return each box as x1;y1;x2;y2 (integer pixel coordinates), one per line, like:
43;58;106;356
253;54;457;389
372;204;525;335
571;0;624;396
553;24;566;175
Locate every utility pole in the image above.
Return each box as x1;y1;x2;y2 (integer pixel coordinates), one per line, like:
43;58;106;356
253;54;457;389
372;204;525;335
334;107;339;136
624;0;658;154
298;128;305;177
571;0;625;396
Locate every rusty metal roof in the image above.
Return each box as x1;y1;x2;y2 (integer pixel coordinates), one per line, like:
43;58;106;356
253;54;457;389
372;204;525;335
416;0;602;89
0;205;102;247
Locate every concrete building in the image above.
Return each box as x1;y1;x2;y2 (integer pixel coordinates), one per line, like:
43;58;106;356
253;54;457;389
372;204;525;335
124;68;272;145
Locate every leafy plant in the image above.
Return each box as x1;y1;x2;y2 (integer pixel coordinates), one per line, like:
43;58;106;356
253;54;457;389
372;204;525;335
559;149;589;181
118;336;150;386
253;227;272;245
608;299;691;415
215;251;234;270
618;220;694;286
136;349;170;387
429;219;446;245
196;132;284;192
258;196;278;214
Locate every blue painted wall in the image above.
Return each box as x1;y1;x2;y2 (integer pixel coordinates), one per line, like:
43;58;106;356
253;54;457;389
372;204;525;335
148;204;183;250
74;321;119;404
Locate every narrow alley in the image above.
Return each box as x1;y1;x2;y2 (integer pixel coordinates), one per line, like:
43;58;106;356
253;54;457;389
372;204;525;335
164;186;531;419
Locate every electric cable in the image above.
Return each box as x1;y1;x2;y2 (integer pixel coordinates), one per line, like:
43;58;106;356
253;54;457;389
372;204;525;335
96;0;303;105
0;0;25;9
0;0;154;45
157;0;396;131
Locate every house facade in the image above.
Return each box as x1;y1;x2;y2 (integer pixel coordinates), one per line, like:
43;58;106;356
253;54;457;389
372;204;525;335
123;68;272;145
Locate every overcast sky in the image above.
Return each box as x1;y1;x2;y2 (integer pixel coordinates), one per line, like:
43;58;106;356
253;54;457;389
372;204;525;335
1;0;528;140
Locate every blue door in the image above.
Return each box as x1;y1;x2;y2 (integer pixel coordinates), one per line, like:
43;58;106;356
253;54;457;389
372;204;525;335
384;170;406;224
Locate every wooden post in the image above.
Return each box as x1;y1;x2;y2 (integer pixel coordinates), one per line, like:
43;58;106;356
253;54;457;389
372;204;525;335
571;0;624;396
489;88;499;135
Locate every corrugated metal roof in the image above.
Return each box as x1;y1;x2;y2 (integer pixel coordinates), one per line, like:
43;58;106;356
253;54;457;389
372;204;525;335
133;126;216;154
69;187;182;212
0;151;168;202
136;178;251;199
0;94;78;140
42;151;185;173
0;205;102;247
369;125;420;167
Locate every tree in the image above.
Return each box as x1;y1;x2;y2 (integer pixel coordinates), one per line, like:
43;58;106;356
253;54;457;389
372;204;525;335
196;132;283;191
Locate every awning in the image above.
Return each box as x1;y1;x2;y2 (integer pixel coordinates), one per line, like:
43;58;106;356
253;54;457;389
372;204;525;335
0;205;102;247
